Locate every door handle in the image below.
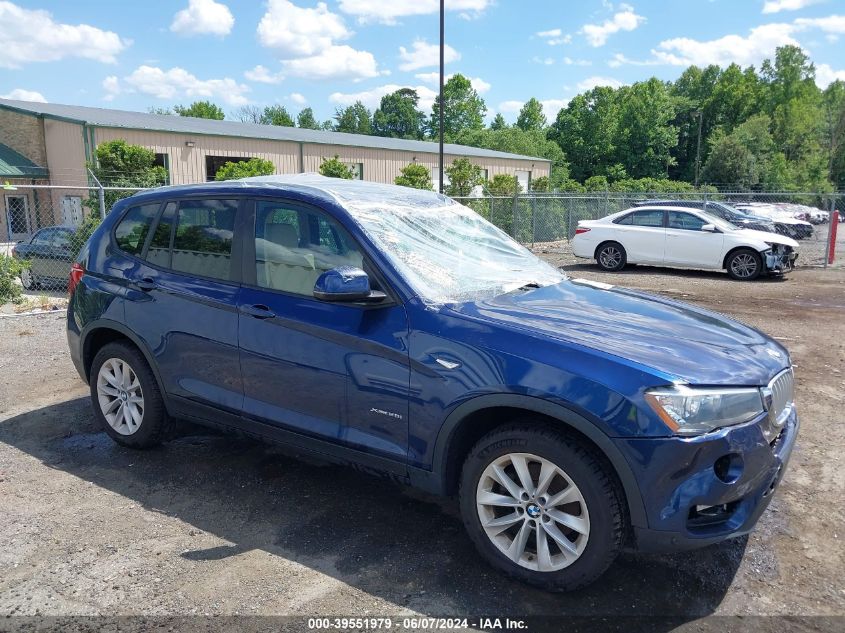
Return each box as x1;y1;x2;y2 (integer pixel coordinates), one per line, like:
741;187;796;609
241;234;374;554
239;304;276;319
136;277;157;292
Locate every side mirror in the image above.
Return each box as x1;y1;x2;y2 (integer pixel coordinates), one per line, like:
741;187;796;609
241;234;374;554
701;224;719;233
313;266;386;303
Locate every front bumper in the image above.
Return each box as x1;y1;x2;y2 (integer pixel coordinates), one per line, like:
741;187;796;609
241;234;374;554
764;248;798;274
615;409;799;553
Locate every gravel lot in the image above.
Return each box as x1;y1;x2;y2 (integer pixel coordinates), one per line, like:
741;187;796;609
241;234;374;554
0;260;843;630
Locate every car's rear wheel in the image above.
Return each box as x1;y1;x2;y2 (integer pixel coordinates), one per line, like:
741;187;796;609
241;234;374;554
595;242;626;272
20;267;36;290
90;342;169;448
727;249;762;281
459;424;623;592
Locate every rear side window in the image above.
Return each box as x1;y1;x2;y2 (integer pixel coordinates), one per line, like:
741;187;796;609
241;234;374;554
114;203;160;255
171;199;238;281
618;210;664;227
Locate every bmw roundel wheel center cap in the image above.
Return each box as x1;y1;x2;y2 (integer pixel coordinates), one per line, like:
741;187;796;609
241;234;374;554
526;503;542;518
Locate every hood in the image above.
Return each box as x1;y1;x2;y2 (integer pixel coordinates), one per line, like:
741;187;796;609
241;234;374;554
451;280;789;386
736;229;799;248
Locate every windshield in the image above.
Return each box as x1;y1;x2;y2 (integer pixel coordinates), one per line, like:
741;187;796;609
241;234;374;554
699;212;739;232
350;199;563;304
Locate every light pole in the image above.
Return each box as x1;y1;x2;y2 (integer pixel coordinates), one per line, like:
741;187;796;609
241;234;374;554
438;0;445;194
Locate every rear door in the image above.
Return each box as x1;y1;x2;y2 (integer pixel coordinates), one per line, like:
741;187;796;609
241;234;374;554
664;211;724;268
122;197;246;414
613;209;666;264
238;198;411;462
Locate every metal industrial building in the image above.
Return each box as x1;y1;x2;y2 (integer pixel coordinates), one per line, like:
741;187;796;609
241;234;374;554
0;98;549;240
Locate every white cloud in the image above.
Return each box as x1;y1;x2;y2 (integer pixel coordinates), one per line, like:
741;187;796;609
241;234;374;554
281;45;381;81
576;76;624;91
0;88;47;102
536;27;572;46
564;57;592;66
0;1;128;68
258;0;351;57
170;0;234;36
244;64;284;84
651;22;800;66
288;92;307;105
532;56;555;66
123;65;250;106
536;28;562;38
337;0;491;25
607;52;662;67
763;0;822;14
330;83;439;112
414;72;490;93
816;63;845;87
582;4;646;47
399;39;460;71
102;76;120;101
794;15;845;33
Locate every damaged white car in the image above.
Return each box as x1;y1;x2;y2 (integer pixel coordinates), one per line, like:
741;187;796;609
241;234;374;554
572;205;799;281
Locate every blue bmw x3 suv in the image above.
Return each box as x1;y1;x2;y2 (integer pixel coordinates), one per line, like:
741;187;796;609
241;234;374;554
67;175;798;591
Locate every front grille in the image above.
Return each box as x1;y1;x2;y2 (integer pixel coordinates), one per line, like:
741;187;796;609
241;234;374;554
768;368;795;429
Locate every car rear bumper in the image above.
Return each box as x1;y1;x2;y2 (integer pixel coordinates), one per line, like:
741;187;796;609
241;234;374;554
615;409;799;553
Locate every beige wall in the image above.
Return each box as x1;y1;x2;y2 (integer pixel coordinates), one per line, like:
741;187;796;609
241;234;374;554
0;109;47;167
43;119;90;221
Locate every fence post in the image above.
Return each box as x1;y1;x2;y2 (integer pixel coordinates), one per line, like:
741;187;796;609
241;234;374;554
823;195;835;268
531;195;536;248
511;194;519;239
88;169;106;219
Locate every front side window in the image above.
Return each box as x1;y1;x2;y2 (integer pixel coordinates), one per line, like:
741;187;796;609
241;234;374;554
170;199;237;280
255;201;363;295
114;203;160;255
31;229;53;246
668;211;708;231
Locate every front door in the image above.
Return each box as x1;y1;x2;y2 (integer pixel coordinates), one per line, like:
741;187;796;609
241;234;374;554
664;211;725;268
238;198;411;462
5;195;31;241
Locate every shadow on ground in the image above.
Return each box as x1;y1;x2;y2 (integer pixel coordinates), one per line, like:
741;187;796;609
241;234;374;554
1;397;747;623
560;262;789;283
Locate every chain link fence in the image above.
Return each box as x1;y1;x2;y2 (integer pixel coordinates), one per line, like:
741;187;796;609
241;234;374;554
2;185;842;298
454;191;844;268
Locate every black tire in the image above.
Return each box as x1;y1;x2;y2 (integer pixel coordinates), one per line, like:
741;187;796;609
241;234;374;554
20;267;37;290
459;423;624;592
90;341;169;449
726;248;763;281
595;242;627;272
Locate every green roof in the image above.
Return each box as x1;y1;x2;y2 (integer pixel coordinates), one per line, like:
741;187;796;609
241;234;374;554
0;143;48;178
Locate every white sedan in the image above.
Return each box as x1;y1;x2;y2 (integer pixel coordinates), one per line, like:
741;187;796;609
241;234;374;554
572;205;799;280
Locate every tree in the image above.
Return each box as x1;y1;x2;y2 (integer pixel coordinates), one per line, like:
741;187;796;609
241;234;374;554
822;81;845;186
334;102;372;135
173;101;225;120
489;113;508;130
215;157;275;181
531;176;550;192
487;174;521;196
430;74;487;138
261;105;294;127
516;98;547;132
373;88;426;139
232;105;262;123
297;107;320;129
444;158;484;196
615;79;679;178
395;163;434;190
319;155;354;179
148;106;173;115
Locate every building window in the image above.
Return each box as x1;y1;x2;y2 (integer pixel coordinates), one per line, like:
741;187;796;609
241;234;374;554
349;163;364;180
205;156;250;182
154;153;170;184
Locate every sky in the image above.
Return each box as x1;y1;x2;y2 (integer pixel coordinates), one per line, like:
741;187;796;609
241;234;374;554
1;0;844;124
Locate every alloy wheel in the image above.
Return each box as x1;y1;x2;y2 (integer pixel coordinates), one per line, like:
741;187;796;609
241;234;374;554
476;452;590;572
96;358;144;435
731;253;758;279
20;268;34;290
599;247;621;269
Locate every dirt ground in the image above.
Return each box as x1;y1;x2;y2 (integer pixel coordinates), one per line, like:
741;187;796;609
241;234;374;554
0;258;843;630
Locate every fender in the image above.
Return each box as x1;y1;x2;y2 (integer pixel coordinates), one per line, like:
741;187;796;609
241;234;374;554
417;393;648;529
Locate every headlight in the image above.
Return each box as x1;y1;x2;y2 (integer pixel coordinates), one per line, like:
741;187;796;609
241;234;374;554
645;386;765;436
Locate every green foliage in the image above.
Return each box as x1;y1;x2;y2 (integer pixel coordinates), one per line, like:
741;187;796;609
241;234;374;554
445;158;484;196
531;176;550;192
173;101;225;120
516;98;547;132
69;214;102;260
0;255;28;304
395;163;434;190
296;107;320;129
487;174;521;196
319;155;354;179
261;105;294;127
334;102;372;135
373;89;426;139
489;113;508;130
430;74;487;138
85;139;167;216
584;175;610;192
214;158;276;181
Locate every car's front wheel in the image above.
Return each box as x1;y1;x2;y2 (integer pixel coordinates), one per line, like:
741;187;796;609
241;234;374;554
90;342;169;448
20;267;36;290
459;424;624;592
727;248;762;281
595;242;626;272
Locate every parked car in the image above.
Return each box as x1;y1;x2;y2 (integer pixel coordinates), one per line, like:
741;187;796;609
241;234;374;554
11;225;76;290
572;205;798;280
633;199;777;233
733;203;814;239
67;176;798;591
